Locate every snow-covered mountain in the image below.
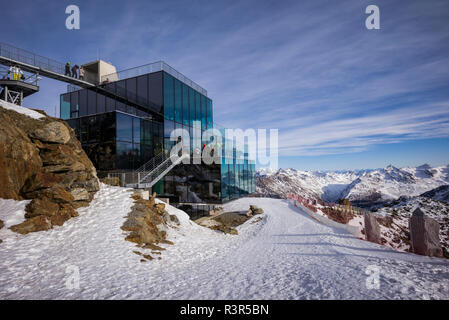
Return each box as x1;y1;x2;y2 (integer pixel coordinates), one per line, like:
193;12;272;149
256;164;449;208
374;186;449;256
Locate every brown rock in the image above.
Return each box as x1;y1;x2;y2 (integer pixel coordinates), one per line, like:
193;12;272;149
25;197;59;218
10;216;52;234
0;219;4;229
30;121;71;144
154;203;165;215
70;188;89;201
21;172;64;196
143;254;153;261
0;105;100;234
0;111;42;199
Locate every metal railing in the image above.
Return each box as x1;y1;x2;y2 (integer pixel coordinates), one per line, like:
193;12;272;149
0;42;65;74
106;150;189;188
101;61;208;97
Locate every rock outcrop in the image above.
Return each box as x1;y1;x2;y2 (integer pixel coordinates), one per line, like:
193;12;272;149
409;208;443;257
122;192;178;260
364;212;381;244
0;102;100;234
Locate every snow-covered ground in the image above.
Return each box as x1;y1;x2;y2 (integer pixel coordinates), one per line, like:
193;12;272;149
0;99;44;119
1;184;449;299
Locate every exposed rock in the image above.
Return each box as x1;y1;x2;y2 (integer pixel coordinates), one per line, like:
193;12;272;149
122;194;173;254
248;205;264;216
364;212;381;244
70;188;89;201
100;176;121;186
0;219;3;229
25;197;59;218
409;208;443;257
30;121;71;144
0;103;99;234
10;215;52;234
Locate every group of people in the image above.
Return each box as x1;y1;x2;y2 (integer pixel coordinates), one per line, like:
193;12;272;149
2;65;25;81
65;62;85;80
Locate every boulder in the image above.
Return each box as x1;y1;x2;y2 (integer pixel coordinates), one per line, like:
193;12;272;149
30;121;70;144
25;197;59;218
70;188;89;201
409;208;443;257
10;215;52;234
0;219;3;229
249;205;264;215
364;212;381;244
0;102;99;234
0;111;42;199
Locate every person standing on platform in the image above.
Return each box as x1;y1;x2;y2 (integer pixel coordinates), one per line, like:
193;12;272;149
65;62;71;76
79;66;85;80
71;64;79;78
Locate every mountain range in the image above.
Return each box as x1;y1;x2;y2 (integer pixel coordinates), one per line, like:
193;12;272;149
256;164;449;208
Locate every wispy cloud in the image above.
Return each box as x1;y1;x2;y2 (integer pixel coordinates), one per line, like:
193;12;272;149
4;0;449;162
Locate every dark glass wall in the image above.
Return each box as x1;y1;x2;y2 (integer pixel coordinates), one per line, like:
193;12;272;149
115;112;163;170
163;72;213;155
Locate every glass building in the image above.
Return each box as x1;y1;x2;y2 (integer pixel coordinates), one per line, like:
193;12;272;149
60;64;256;204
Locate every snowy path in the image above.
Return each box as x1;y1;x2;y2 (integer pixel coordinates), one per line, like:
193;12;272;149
1;185;448;299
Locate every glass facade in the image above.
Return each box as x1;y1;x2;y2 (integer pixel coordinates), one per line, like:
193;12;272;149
61;69;255;204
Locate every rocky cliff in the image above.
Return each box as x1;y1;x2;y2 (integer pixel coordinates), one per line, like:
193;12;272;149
0;100;99;234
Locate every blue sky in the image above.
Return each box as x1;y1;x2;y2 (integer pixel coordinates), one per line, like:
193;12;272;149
1;0;449;170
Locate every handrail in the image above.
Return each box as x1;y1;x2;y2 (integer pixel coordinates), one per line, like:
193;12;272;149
101;61;208;97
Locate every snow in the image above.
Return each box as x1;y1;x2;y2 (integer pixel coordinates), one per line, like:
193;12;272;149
0;99;45;120
257;164;449;207
1;184;449;299
0;199;29;238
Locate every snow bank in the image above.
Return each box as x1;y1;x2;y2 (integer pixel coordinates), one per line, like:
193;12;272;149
1;190;449;299
0;99;45;120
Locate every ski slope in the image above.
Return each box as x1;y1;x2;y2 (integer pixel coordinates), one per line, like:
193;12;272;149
1;184;448;299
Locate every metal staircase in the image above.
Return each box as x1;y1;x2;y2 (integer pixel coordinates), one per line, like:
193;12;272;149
108;150;189;189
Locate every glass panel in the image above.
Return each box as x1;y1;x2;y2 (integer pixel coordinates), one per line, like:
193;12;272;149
148;71;163;113
87;115;99;143
116;80;126;97
60;94;70;120
206;98;213;129
70;91;79;118
79;117;89;142
201;95;206;130
189;87;195;127
102;112;116;142
137;75;148;105
164;73;174;121
182;84;189;126
174;79;182;124
164;120;175;152
132;143;141;169
87;90;96;115
133;117;140;144
116;112;133;142
126;78;137;102
79;90;87;117
106;96;115;112
116;142;133;170
141;119;152;145
195;92;201;131
97;94;105;113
